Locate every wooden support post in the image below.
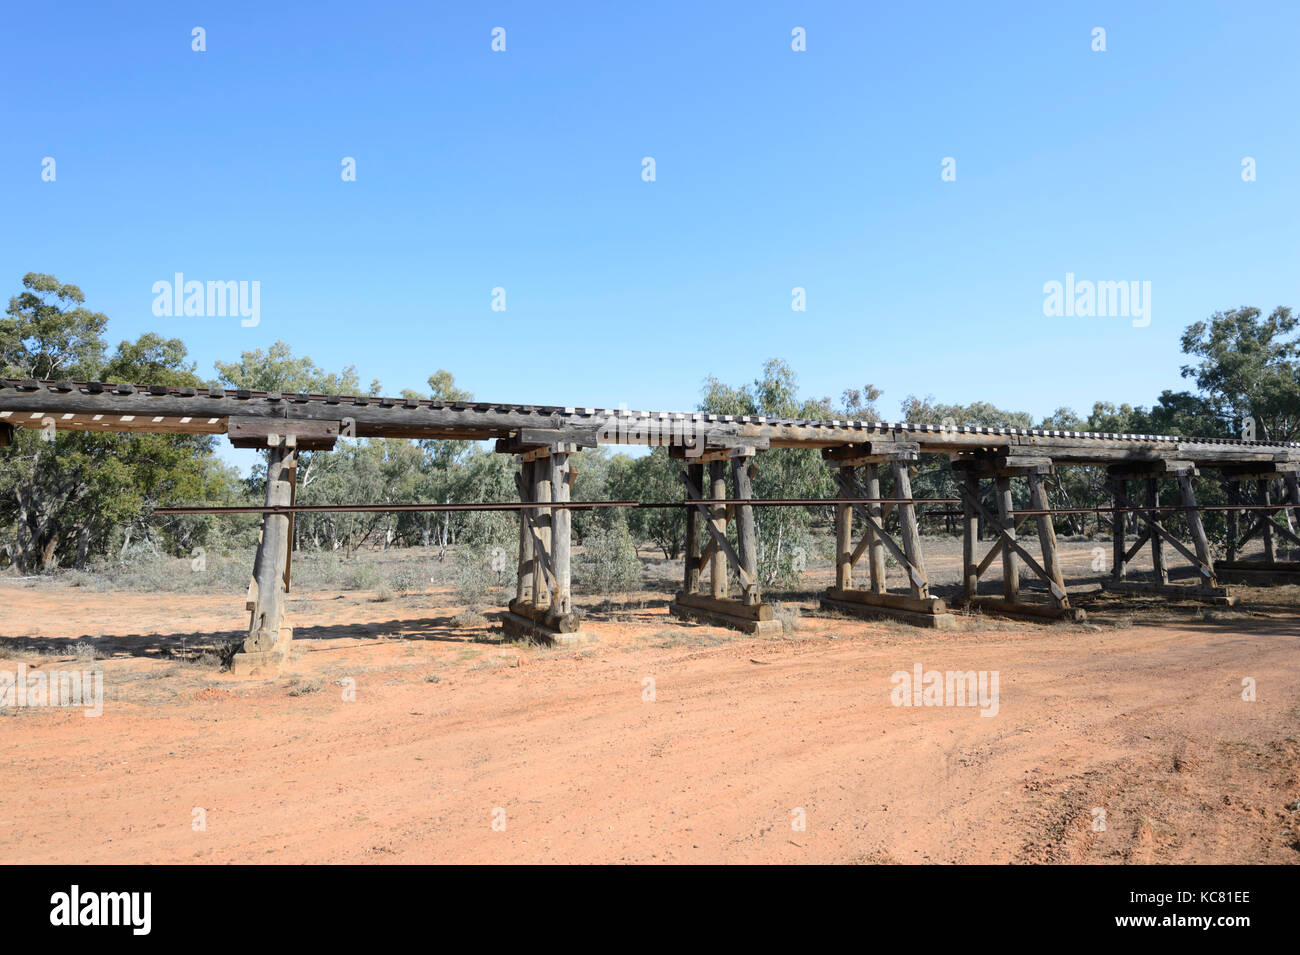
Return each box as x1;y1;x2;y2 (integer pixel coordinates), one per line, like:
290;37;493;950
683;463;704;595
550;451;572;616
732;455;759;605
891;459;928;599
501;444;587;645
1027;472;1068;606
1285;473;1300;554
962;472;979;600
995;475;1019;600
532;456;552;608
515;458;535;604
709;459;728;598
953;467;1085;622
835;465;854;591
1215;470;1300;587
1259;479;1276;563
819;446;955;628
672;449;779;634
864;463;887;594
1110;476;1126;581
284;455;297;593
241;443;297;669
1225;480;1240;563
1147;478;1168;585
1177;471;1216;586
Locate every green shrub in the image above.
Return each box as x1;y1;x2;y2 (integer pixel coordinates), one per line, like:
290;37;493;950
343;560;382;591
453;544;514;607
576;521;642;597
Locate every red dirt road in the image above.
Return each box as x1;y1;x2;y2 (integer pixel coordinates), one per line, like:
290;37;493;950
1;588;1298;863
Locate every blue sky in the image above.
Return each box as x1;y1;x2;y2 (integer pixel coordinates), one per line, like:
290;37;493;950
4;1;1299;445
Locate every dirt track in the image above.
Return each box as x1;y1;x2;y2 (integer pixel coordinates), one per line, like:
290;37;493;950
2;579;1298;864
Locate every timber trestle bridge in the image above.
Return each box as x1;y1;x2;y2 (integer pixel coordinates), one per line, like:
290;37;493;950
4;379;1299;675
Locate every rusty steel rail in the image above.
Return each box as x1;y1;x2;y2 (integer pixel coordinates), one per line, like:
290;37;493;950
152;497;955;516
153;501;641;515
152;498;1300;517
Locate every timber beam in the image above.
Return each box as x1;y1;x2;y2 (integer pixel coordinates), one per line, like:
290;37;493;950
4;379;1300;467
669;450;784;634
822;442;920;467
668;439;770;462
954;472;1085;622
228;416;340;451
233;443;299;676
1214;466;1300;584
817;452;961;629
950;451;1054;478
496;429;596;455
507;450;587;644
1103;469;1231;604
1107;460;1198;477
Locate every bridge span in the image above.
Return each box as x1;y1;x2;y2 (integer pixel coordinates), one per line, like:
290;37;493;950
4;378;1297;674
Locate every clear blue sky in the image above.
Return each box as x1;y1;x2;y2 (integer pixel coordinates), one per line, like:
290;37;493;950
5;1;1298;434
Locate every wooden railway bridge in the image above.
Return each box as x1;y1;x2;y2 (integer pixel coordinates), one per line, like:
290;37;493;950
3;378;1299;674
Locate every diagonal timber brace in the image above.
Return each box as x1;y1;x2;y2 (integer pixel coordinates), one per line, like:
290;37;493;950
819;449;958;629
1105;470;1232;603
957;480;1070;607
1110;484;1216;583
833;469;929;597
670;451;782;634
682;462;755;591
506;448;583;642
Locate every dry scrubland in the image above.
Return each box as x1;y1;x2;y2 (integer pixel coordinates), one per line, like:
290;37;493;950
1;537;1298;864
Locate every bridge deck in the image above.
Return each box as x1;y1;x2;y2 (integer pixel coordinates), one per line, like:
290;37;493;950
1;378;1295;467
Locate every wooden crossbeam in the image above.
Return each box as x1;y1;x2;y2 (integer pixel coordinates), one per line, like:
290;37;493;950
1266;513;1300;548
1234;517;1264;551
958;483;1068;603
1235;511;1300;550
698;535;720;574
965;490;1059;587
848;523;873;566
974;536;1006;578
1123;529;1153;564
834;472;927;594
683;471;754;589
1111;487;1214;580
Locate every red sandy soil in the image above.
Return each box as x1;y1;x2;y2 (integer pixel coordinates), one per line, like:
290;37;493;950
1;584;1298;864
